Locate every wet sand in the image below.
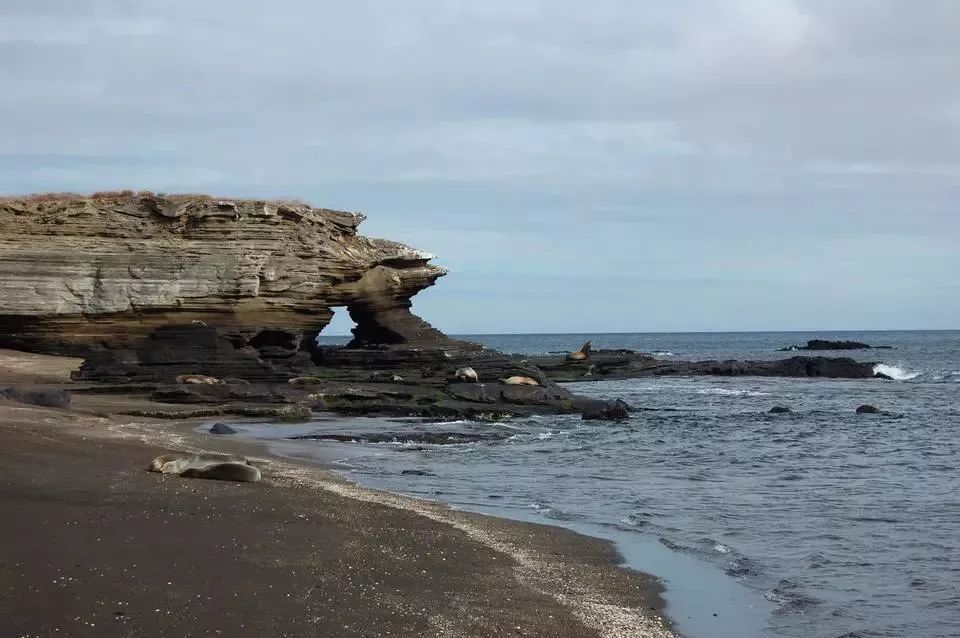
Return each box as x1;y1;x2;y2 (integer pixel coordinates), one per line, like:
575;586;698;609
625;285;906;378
0;350;674;637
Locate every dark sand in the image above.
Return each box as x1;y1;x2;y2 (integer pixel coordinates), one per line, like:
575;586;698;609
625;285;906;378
0;350;674;637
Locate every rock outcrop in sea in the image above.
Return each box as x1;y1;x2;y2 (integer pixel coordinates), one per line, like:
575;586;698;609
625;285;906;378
778;339;892;352
0;192;890;421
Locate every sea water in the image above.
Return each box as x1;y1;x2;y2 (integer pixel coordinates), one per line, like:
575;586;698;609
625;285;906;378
276;330;960;637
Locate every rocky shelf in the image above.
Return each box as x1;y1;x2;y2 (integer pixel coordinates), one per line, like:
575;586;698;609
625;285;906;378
778;339;893;352
0;193;892;422
526;350;885;382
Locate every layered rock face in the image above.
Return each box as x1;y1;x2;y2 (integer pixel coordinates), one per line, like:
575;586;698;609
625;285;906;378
0;192;469;380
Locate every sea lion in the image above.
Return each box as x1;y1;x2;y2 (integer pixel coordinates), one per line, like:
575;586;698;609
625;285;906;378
180;462;261;482
566;341;592;361
501;376;540;386
288;376;325;387
369;371;404;383
148;453;251;473
176;374;224;385
454;367;479;383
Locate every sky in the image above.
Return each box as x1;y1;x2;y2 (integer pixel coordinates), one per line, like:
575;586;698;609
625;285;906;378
1;1;957;334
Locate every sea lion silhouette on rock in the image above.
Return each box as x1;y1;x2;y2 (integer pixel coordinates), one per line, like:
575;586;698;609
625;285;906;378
454;367;479;383
147;453;260;482
501;376;540;386
566;341;592;361
369;371;404;383
176;374;224;385
288;376;326;387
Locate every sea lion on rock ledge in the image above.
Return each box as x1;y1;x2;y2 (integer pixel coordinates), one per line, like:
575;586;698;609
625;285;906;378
369;371;404;383
566;341;592;361
176;374;224;385
454;367;479;383
502;376;540;386
288;376;326;387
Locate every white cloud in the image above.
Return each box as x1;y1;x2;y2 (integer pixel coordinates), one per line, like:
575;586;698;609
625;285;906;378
0;0;956;329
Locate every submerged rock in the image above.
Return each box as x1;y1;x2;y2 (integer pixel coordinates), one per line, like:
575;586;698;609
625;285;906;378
581;399;631;421
856;404;881;414
1;386;71;409
400;469;436;476
209;422;238;435
769;406;792;414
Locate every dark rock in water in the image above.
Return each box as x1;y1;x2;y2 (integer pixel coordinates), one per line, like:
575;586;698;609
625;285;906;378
1;386;71;409
401;469;436;476
534;351;881;382
873;371;894;380
769;406;792;414
209;422;238;435
778;339;891;352
856;404;881;414
581;399;631;421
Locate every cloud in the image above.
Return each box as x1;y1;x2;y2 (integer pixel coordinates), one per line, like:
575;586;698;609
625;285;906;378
1;0;957;330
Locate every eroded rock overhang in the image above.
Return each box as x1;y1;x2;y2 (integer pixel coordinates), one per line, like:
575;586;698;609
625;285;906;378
0;192;469;380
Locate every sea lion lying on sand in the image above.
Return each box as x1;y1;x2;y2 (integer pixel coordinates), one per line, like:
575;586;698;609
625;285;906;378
148;453;261;482
148;452;249;472
566;341;592;361
501;376;540;386
179;463;261;482
454;367;479;383
176;374;224;385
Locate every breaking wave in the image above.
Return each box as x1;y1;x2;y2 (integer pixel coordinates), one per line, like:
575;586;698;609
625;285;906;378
873;363;921;381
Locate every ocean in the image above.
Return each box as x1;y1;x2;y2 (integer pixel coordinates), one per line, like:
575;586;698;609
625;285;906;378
253;330;960;638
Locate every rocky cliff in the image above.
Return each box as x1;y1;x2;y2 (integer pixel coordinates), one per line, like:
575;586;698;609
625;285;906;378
0;192;471;380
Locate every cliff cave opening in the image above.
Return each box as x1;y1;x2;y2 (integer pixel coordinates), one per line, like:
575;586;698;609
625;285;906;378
316;306;356;347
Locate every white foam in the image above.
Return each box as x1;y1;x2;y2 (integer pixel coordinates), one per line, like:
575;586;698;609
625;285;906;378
713;543;731;554
873;363;921;381
696;388;771;397
652;351;675;356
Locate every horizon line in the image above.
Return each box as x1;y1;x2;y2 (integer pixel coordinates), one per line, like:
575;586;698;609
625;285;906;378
317;328;958;337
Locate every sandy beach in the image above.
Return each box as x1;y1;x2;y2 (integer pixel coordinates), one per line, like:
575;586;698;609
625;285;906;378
0;350;674;637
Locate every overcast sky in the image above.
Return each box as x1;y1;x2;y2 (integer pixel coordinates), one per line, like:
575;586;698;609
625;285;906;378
2;1;957;333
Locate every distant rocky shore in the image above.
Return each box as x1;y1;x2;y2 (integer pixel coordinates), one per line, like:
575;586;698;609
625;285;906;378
0;193;893;422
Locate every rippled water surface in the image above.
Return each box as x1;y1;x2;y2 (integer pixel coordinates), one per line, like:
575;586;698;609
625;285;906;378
290;331;960;637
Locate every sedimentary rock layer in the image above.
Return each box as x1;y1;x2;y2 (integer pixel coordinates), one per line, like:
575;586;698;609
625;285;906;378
0;192;464;378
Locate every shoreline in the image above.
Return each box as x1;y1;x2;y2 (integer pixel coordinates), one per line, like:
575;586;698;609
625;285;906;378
230;419;774;638
0;350;676;637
